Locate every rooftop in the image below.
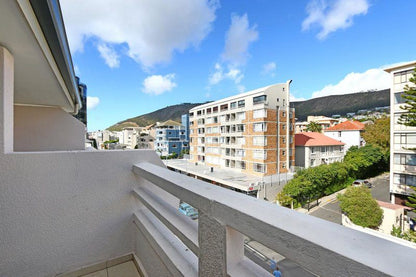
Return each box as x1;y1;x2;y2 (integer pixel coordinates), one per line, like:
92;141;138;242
325;120;365;131
295;132;345;147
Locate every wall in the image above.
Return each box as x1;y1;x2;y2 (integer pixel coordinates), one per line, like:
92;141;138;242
295;146;306;167
14;105;85;151
0;149;171;277
325;130;360;152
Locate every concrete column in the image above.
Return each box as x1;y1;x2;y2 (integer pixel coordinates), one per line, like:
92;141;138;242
0;46;14;153
198;211;227;276
226;227;245;270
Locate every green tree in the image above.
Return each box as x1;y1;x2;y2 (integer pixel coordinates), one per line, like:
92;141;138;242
398;68;416;126
362;117;390;151
405;189;416;209
306;121;322;133
338;186;383;229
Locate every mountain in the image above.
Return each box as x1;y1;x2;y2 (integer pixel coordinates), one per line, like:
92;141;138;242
292;89;389;121
107;103;207;131
106;90;390;131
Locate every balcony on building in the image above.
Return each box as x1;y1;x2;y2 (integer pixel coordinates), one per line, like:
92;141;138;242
1;1;416;277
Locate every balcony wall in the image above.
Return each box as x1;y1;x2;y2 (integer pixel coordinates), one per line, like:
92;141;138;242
0;149;172;277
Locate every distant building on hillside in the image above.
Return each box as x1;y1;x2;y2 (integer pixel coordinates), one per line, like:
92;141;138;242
385;61;416;205
155;120;189;156
295;132;345;168
295;115;339;133
324;120;365;152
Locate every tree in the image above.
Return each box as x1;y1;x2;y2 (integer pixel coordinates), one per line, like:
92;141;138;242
306;121;322;133
338;186;383;229
405;189;416;209
362;117;390;151
398;68;416;126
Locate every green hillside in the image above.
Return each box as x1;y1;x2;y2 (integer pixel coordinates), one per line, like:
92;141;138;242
107;90;390;131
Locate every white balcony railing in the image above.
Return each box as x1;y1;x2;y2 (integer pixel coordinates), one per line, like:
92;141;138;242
132;162;415;277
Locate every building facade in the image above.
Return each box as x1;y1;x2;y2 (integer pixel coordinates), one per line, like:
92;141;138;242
189;82;295;176
155;120;189;156
295;132;345;168
385;61;416;204
324;120;365;152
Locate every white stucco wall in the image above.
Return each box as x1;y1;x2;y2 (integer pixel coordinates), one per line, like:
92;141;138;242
325;130;361;152
14;105;85;151
0;149;172;277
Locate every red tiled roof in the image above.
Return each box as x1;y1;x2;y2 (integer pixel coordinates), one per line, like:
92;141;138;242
377;200;413;210
324;120;365;131
295;132;345;147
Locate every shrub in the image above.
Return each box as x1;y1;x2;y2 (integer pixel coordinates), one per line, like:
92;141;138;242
338;186;383;228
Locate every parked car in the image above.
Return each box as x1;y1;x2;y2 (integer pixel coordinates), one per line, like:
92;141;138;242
352;179;372;188
179;202;198;220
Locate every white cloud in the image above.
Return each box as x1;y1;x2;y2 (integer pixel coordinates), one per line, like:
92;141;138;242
222;14;259;65
209;63;244;85
262;62;277;76
302;0;369;39
61;0;218;68
143;74;177;95
87;96;100;109
290;94;306;102
97;42;120;68
311;68;390;98
237;85;245;93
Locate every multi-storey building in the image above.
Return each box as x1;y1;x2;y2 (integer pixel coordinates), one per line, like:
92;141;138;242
385;61;416;204
324;120;365;152
155;119;189;156
189;82;295;176
295;115;339;133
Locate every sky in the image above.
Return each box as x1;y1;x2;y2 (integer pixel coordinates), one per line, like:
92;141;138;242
60;0;416;131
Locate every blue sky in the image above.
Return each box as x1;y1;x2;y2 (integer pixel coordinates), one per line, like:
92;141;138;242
60;0;416;131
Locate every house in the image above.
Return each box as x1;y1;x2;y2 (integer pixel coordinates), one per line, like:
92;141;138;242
0;1;414;276
324;120;365;152
295;132;345;168
376;201;412;235
385;61;416;205
189;82;295;176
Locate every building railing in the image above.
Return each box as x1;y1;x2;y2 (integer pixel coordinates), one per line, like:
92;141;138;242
132;162;415;277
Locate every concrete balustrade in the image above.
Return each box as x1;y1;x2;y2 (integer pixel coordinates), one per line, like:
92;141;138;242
133;162;416;277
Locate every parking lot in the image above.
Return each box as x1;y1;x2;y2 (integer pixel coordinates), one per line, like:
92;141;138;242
309;173;390;224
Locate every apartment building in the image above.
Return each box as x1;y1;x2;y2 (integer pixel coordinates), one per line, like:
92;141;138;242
385;61;416;204
155;119;189;156
295;132;345;168
189;82;295;176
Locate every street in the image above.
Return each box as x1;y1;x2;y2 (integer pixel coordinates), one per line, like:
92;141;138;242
309;173;390;224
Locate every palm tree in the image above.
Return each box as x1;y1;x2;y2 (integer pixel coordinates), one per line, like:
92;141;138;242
306;121;322;133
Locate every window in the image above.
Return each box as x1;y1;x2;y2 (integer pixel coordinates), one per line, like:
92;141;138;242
236;112;246;120
230;102;237;109
393;173;416;187
253;109;267;118
220;104;228;111
237;124;245;132
394;70;414;84
213;106;218;113
172;144;177;148
338;131;341;137
253;95;267;104
311;147;315;153
394;133;416;150
253;163;266;173
206;108;211;114
394;154;416;166
253;122;266;132
282;124;286;130
282;150;286;156
238;100;245;108
282;162;286;169
311;159;315;166
236;149;245;157
236;136;245;145
253;136;267;146
253;150;267;159
282;111;286;117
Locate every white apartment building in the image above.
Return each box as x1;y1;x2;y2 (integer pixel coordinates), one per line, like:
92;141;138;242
324;120;365;152
189;82;295;177
385;61;416;205
295;115;339;133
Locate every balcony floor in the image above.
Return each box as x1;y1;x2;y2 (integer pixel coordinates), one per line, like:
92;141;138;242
81;261;140;277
